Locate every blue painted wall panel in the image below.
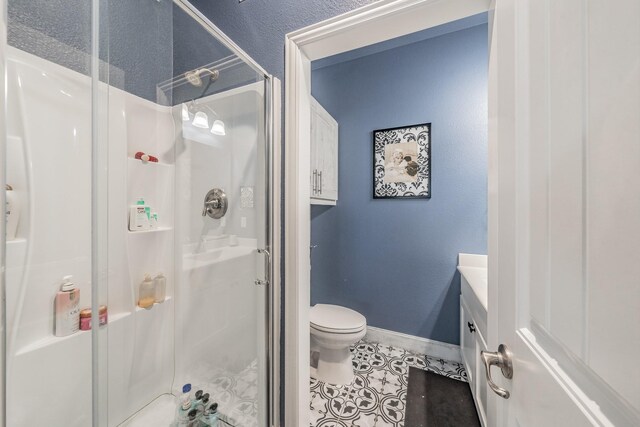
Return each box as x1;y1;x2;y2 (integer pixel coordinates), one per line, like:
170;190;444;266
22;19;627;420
190;0;375;79
310;24;488;345
7;0;174;103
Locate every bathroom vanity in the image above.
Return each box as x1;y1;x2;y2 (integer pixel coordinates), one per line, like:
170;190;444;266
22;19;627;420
458;254;488;426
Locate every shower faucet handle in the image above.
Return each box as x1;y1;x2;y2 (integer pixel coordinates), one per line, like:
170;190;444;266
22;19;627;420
202;188;228;219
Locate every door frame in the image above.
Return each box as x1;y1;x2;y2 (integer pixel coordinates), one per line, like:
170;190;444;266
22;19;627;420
283;0;492;424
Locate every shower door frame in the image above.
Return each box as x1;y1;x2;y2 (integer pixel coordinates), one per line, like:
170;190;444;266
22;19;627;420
0;0;7;425
283;0;491;425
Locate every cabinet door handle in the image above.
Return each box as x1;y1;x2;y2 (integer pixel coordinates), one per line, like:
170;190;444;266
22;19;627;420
467;322;476;333
319;171;323;195
313;169;317;195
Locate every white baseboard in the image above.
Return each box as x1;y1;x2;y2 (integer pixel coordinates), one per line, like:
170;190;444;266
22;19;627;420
365;326;461;363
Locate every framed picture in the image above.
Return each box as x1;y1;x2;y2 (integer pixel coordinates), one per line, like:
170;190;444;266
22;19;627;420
373;123;431;199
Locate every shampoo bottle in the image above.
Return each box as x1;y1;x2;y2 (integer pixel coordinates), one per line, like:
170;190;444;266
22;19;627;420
154;273;166;303
55;275;80;337
138;274;155;309
5;184;20;240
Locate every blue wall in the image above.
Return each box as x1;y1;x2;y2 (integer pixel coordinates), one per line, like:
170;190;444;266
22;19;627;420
7;0;250;105
310;24;488;345
8;0;174;103
191;0;375;80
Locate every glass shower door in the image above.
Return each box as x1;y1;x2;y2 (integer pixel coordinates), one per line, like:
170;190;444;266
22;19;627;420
102;1;273;426
172;59;270;427
1;0;110;425
1;0;274;425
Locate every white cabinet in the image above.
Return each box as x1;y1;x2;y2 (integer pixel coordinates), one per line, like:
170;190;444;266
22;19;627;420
460;295;488;426
310;97;338;204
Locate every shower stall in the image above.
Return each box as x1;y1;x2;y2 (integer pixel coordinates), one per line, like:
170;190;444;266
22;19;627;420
0;0;279;426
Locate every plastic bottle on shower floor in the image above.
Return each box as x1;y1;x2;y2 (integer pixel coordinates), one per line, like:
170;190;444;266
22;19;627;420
174;384;193;426
199;393;210;410
201;402;219;426
175;408;198;427
192;389;204;410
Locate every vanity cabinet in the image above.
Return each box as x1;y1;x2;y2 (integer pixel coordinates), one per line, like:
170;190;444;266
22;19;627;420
460;294;489;426
310;97;338;205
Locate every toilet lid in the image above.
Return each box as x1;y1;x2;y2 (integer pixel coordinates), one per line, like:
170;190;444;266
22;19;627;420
310;304;366;333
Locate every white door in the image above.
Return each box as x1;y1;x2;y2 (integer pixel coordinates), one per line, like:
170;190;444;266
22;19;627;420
487;0;640;426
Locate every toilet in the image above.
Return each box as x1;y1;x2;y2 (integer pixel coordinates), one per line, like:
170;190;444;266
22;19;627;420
310;304;367;385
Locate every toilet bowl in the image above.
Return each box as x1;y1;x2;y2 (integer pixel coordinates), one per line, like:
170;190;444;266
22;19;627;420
310;304;366;385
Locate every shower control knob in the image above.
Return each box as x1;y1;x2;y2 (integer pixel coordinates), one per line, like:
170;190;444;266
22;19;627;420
202;188;228;219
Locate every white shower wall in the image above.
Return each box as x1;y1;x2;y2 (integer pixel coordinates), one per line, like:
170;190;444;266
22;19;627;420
4;47;175;426
6;47;95;427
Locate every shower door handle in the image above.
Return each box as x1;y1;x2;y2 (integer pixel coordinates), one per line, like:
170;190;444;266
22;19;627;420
255;248;271;286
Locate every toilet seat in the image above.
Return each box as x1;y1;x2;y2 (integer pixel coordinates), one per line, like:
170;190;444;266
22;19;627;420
310;304;366;334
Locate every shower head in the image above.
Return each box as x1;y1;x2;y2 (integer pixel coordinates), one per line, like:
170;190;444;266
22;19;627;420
184;68;220;87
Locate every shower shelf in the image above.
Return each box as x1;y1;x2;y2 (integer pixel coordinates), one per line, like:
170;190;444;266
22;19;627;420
6;237;27;245
17;311;130;357
127;157;174;168
127;226;173;234
16;298;172;357
135;296;172;313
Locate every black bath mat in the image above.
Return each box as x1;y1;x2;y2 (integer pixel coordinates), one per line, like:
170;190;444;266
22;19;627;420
405;367;481;427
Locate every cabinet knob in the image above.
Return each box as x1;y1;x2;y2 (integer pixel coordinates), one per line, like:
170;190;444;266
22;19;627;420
467;322;476;333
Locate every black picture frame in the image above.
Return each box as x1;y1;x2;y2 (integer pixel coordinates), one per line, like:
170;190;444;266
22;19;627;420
373;122;431;199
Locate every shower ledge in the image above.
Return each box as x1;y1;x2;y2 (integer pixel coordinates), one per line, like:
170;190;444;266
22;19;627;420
15;297;172;356
127;226;173;234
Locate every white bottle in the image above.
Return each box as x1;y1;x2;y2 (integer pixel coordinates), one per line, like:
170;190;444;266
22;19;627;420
154;273;166;303
138;274;155;309
5;184;20;240
55;276;80;337
129;197;150;231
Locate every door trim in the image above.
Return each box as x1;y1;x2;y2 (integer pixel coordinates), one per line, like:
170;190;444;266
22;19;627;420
283;0;491;424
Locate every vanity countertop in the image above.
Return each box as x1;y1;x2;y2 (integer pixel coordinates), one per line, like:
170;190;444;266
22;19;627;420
457;265;488;311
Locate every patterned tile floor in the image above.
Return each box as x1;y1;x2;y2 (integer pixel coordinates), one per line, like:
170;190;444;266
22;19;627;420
310;340;467;427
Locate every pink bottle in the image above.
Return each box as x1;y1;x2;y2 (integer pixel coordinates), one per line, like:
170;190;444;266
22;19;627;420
55;275;80;336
